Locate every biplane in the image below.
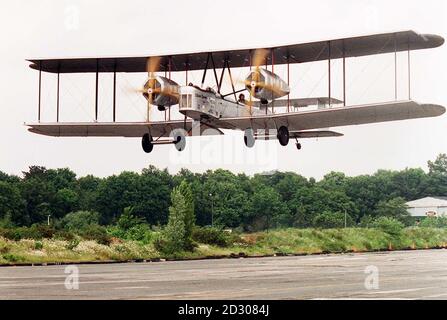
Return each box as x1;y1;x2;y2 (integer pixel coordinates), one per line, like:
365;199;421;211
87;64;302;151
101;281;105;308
26;30;445;153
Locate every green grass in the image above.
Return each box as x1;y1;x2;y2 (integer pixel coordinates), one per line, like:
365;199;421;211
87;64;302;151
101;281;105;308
1;227;447;265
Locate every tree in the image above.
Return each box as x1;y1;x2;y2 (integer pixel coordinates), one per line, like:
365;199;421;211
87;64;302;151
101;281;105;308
95;167;172;225
427;154;447;196
60;211;100;231
177;181;195;249
428;154;447;175
313;211;354;229
20;178;53;225
201;170;250;228
318;172;348;191
246;186;288;231
162;186;188;254
391;168;429;200
288;186;357;228
77;175;101;211
0;171;20;184
53;188;79;218
0;181;26;225
373;197;410;224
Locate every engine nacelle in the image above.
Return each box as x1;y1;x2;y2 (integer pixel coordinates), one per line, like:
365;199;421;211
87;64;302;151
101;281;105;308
245;68;290;101
143;76;179;108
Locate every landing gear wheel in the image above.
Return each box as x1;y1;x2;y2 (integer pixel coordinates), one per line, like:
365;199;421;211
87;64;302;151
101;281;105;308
244;128;255;148
277;126;290;146
172;129;186;152
142;133;154;153
296;142;302;150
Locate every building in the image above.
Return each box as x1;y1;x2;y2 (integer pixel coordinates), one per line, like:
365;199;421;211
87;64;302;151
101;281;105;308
406;197;447;217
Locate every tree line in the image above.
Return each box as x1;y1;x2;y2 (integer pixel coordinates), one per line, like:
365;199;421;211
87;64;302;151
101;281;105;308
0;154;446;230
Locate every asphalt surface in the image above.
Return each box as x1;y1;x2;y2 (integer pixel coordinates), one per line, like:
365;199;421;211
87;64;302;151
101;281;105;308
1;249;447;300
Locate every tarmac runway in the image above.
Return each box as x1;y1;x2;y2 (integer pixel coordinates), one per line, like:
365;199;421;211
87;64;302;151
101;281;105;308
1;249;447;300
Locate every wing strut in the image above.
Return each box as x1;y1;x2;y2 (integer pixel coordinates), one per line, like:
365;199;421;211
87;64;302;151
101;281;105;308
95;59;99;121
38;62;42;123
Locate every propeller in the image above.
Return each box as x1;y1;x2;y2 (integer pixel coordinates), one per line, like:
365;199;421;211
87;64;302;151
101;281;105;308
132;56;179;122
145;57;161;122
237;49;284;115
247;49;269;114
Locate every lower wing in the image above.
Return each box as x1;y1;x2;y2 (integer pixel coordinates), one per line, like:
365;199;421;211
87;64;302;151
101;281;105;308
220;100;445;131
27;120;223;137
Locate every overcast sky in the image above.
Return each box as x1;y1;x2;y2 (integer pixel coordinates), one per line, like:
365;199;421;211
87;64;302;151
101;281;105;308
0;0;446;179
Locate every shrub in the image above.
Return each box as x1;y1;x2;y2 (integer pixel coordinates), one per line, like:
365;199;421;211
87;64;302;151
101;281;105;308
116;207;144;231
153;233;166;252
66;239;80;250
312;211;354;229
371;217;404;236
0;225;55;241
107;222;154;245
0;243;10;254
54;230;76;241
34;241;43;250
79;225;111;245
192;227;232;247
2;253;23;263
60;211;100;231
0;228;22;241
124;224;154;244
419;216;447;229
28;224;55;239
359;215;376;228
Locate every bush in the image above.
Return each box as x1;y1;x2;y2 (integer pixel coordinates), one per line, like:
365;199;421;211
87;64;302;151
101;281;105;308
53;230;76;241
116;207;145;231
419;216;447;228
371;217;404;236
0;225;55;241
79;225;111;245
124;224;154;244
60;211;100;231
0;243;10;254
192;227;233;247
66;239;80;250
34;241;43;250
2;253;23;263
28;224;55;239
359;215;376;228
0;228;22;241
312;211;354;229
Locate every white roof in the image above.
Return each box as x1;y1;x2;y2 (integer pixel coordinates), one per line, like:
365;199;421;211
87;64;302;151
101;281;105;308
406;197;447;208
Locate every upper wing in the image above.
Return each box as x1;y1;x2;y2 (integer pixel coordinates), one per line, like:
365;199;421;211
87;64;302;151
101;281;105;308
28;31;443;73
219;101;445;132
26;120;224;138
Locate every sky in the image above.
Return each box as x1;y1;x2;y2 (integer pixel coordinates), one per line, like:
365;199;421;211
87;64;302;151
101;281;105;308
0;0;446;180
